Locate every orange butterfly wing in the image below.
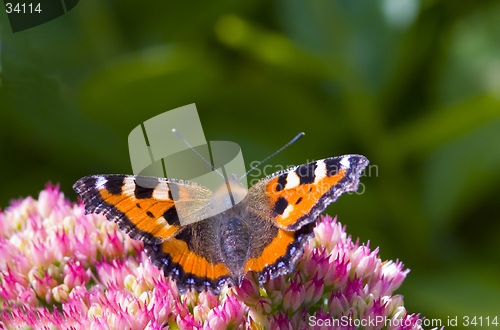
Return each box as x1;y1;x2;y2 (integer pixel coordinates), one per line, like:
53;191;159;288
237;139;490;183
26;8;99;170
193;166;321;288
243;155;368;281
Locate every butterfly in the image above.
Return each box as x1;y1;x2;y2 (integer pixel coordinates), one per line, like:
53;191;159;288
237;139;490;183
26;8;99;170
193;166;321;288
73;154;368;294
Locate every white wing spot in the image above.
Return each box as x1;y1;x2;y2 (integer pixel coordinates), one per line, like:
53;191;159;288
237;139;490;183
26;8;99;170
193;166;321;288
153;181;170;200
123;177;136;197
285;172;300;190
95;176;107;188
340;156;351;169
282;204;294;220
314;160;327;183
156;216;168;226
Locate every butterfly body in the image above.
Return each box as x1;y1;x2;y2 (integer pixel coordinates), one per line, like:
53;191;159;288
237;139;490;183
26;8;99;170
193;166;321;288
74;154;368;294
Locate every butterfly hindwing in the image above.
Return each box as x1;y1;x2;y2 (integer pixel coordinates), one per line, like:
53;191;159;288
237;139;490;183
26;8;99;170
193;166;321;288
243;219;316;284
144;222;233;294
73;175;212;245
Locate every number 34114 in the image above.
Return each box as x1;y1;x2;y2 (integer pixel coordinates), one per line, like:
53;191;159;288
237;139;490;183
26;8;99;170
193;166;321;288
5;3;41;13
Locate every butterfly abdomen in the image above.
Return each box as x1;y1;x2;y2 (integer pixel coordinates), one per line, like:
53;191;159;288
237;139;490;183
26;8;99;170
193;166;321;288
219;216;250;278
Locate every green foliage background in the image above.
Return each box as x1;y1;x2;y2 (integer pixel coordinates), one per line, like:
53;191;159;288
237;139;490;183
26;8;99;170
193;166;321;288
1;0;499;327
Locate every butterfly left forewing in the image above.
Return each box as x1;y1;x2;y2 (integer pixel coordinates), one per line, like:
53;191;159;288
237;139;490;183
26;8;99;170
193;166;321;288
73;175;212;245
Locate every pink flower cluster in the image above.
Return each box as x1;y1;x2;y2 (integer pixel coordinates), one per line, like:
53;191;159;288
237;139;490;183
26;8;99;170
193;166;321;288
0;185;434;329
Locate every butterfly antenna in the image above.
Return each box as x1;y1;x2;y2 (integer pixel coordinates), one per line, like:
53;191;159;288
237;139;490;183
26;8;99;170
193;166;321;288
239;132;305;180
172;129;225;179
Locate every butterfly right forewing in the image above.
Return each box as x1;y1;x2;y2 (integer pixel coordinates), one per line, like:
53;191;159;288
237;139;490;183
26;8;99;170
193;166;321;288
73;175;213;245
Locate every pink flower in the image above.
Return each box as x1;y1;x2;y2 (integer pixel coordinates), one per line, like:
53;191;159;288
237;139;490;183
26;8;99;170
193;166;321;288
263;274;286;293
99;230;127;259
63;260;91;288
309;309;334;330
342;277;365;303
207;295;247;329
29;268;59;304
30;238;56;267
17;287;38;306
299;248;330;281
362;298;390;328
51;230;72;260
380;260;410;292
328;290;350;317
177;313;202;329
0;268;29;300
254;297;272;315
268;312;294;330
282;278;305;312
350;244;379;279
0;186;429;330
303;275;324;305
198;291;218;309
313;215;346;251
235;272;261;305
323;253;350;289
95;257;133;288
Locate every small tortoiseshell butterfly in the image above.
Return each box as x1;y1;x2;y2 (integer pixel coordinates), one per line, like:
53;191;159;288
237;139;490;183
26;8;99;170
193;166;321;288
73;154;368;294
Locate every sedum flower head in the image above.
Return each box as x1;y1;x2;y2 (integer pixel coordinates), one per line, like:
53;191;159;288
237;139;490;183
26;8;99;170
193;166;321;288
0;185;438;329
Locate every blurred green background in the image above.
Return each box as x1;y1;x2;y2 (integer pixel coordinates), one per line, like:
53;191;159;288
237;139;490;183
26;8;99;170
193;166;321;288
1;0;499;327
